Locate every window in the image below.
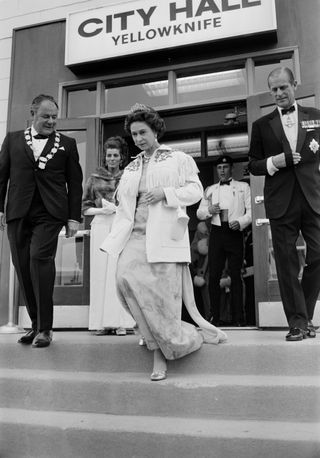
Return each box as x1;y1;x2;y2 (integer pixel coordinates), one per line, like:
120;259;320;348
60;48;298;118
67;88;97;117
105;79;169;113
207;133;248;158
55;235;84;286
176;69;247;104
165;136;202;158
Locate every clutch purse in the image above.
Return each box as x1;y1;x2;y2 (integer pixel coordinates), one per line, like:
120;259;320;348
171;207;189;241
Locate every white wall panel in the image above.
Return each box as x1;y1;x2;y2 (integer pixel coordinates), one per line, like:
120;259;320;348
0;37;12;58
0;0;133;36
0;100;8;122
0;58;10;79
0;78;9;98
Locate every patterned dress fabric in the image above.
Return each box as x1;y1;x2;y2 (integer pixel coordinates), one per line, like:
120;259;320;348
117;160;204;359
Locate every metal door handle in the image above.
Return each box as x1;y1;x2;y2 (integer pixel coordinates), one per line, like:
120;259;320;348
255;196;264;204
256;218;270;226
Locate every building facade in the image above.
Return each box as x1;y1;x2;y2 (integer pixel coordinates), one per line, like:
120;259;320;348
0;0;320;327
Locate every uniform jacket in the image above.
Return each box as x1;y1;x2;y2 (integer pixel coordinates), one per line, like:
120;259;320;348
196;179;251;230
248;105;320;219
100;145;203;263
0;129;83;223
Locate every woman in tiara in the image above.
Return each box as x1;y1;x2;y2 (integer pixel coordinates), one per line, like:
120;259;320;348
101;104;227;381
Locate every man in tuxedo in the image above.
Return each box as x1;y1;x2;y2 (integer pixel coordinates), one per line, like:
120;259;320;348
0;94;83;347
249;67;320;341
197;156;251;326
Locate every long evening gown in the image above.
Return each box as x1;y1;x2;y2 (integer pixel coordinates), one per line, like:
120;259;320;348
116;158;205;359
82;168;135;331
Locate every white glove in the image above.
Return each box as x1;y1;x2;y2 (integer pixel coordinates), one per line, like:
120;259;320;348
101;198;116;215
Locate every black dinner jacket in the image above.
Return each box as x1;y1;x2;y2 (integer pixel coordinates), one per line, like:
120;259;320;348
0;130;83;223
248;105;320;219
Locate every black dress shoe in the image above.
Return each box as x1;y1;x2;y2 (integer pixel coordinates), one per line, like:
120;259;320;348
18;329;38;345
306;320;317;338
32;330;52;348
285;327;307;341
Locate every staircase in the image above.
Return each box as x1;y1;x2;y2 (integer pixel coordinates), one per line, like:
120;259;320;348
0;330;320;458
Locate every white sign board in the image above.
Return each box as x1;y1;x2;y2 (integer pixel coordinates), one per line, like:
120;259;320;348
65;0;277;65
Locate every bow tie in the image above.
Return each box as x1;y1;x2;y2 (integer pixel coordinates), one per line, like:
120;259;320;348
33;133;49;139
220;180;231;186
281;106;295;116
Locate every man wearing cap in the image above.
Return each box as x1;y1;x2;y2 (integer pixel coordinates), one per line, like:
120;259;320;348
197;155;251;326
249;66;320;341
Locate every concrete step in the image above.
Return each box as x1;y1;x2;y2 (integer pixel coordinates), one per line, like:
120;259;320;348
1;330;319;458
1;330;320;375
1;369;320;422
1;408;320;458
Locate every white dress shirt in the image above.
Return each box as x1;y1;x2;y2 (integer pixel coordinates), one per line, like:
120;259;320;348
31;125;48;161
267;102;298;176
197;179;252;230
218;182;233;211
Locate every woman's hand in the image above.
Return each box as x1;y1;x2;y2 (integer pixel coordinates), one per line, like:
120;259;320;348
146;187;165;205
101;201;116;215
208;204;221;214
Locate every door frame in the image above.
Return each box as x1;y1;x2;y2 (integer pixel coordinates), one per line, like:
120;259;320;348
247;83;320;326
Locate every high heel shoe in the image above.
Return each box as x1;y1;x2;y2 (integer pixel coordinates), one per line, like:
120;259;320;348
115;327;126;336
150;370;167;381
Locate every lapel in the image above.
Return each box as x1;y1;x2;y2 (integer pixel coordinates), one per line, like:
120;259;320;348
268;108;294;153
296;105;308;153
23;131;35;164
269;108;284;144
229;179;236;212
211;183;220;203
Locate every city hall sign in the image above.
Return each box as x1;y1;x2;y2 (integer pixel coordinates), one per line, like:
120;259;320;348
65;0;277;65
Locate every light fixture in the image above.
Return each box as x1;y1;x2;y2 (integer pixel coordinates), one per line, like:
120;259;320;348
143;69;245;97
224;106;247;125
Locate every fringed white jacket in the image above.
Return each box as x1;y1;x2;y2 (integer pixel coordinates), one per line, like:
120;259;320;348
101;145;203;263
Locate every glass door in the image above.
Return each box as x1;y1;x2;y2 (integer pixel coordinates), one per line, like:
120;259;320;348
247;84;319;327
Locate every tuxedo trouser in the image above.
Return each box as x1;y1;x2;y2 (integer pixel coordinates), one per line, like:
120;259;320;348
270;181;320;329
208;223;244;324
7;194;64;331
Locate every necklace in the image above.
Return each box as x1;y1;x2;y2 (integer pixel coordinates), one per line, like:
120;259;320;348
143;153;153;163
24;128;61;169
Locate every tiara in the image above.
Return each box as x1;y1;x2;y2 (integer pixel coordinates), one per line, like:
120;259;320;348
129;103;153;113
